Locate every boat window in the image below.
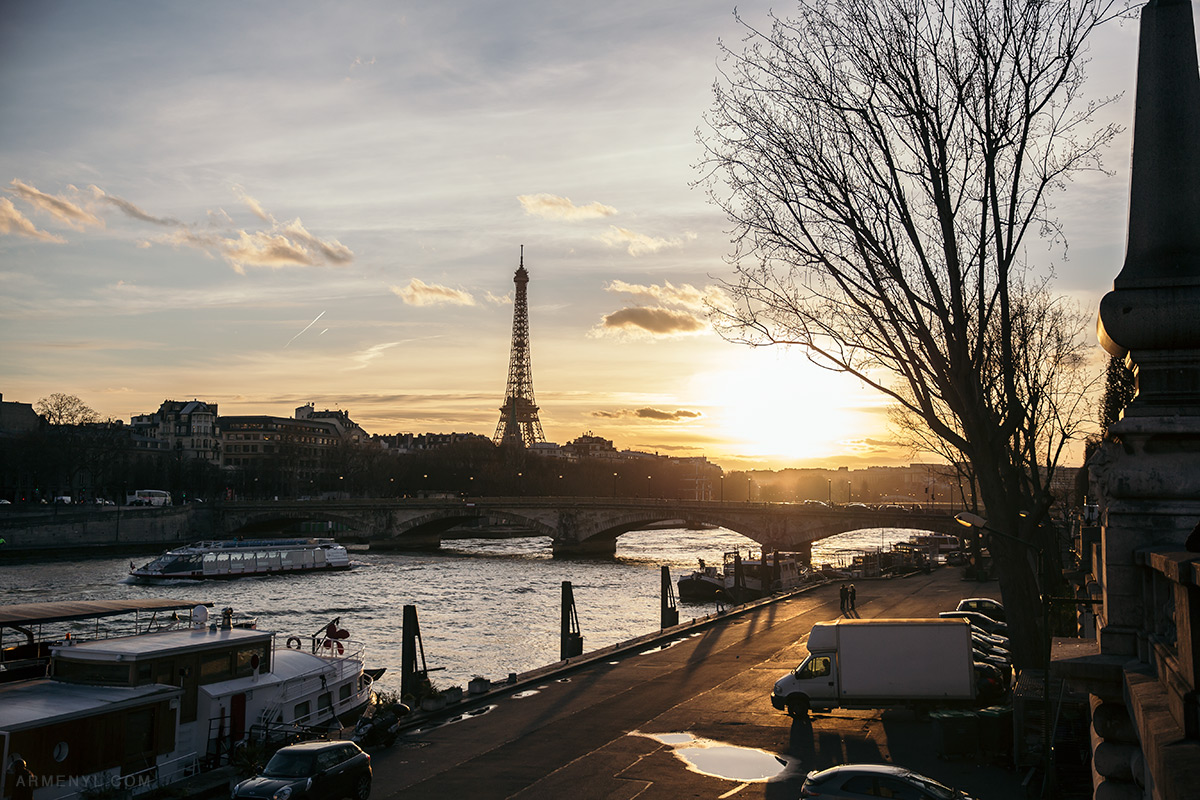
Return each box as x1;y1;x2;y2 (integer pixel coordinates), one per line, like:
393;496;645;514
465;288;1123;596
54;659;132;685
200;651;233;682
339;682;352;701
318;692;333;710
136;663;153;683
235;645;268;677
294;700;311;722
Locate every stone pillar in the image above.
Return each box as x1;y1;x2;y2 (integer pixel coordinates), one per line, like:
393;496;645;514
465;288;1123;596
1089;1;1200;796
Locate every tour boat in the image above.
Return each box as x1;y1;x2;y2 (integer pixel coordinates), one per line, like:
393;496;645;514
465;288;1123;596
129;538;351;581
0;602;375;798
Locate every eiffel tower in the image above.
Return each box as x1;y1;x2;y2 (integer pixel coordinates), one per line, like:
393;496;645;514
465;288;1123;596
493;246;546;447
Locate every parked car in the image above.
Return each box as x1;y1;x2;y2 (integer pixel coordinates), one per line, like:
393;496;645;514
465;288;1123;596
956;597;1006;623
973;662;1007;704
232;740;371;800
800;763;976;799
938;610;1008;636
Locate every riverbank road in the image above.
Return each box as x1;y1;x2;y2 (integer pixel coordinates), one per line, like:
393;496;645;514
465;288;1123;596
370;568;1025;800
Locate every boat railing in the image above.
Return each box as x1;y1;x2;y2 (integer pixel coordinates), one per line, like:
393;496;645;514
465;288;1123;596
54;752;200;799
255;638;368;724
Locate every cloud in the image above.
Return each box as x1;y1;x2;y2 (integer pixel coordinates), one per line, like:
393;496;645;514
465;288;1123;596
8;180;102;230
156;217;354;273
592;407;703;421
390;278;476;307
518;193;617;220
600;306;708;335
598;225;693;256
605;280;719;310
90;186;181;226
350;341;404;370
282;219;353;264
0;198;66;242
234;186;275;223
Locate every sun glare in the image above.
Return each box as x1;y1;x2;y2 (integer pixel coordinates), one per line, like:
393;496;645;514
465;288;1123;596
694;351;875;463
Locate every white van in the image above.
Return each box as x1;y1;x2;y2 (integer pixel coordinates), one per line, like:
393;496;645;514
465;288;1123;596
126;489;173;506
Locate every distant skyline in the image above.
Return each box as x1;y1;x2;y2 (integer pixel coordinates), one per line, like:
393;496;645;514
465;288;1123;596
0;2;1154;470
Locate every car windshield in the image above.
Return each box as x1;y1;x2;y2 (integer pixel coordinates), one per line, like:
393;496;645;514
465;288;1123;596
262;751;316;778
911;774;958;799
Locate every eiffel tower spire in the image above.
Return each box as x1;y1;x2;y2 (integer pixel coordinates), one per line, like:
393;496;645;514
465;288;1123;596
494;246;546;447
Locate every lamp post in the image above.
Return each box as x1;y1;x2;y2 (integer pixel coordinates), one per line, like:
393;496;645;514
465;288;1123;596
827;478;832;504
955;511;1053;793
720;475;725;502
747;476;752;502
646;475;652;498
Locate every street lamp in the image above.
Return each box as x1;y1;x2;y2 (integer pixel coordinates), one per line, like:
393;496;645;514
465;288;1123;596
720;475;725;502
955;511;1053;792
612;472;618;498
647;475;652;498
747;476;752;502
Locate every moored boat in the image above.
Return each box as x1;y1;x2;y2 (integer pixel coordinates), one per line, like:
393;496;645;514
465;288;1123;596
0;603;375;798
678;551;805;603
129;538;351;581
677;559;725;601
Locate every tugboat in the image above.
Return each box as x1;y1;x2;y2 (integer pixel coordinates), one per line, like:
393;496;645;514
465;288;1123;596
677;558;725;600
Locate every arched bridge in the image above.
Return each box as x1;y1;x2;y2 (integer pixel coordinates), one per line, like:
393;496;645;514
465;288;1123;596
211;498;967;558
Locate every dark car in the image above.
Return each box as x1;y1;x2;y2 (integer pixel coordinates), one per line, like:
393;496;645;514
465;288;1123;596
956;597;1006;623
800;763;976;799
232;740;371;800
938;610;1008;636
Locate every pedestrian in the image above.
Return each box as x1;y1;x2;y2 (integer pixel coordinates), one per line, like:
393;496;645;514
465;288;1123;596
10;757;35;800
848;584;857;612
839;583;848;613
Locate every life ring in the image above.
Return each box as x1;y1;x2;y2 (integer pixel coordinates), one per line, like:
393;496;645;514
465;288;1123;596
286;636;302;650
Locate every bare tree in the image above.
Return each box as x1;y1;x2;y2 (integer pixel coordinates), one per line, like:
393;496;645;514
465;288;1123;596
35;393;99;426
698;0;1123;666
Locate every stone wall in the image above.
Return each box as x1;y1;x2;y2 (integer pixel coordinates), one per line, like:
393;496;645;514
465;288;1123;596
0;506;210;554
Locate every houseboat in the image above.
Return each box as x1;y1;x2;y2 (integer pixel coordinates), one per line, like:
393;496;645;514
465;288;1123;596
678;551;804;603
0;603;374;799
129;538;351;581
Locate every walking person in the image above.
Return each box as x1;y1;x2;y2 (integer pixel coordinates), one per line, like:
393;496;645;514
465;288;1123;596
848;583;857;613
839;583;848;614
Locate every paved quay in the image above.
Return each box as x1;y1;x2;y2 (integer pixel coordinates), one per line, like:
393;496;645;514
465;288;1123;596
368;568;1028;800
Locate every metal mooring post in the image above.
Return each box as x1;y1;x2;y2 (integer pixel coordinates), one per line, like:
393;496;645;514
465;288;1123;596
560;581;584;660
400;604;429;702
661;565;679;628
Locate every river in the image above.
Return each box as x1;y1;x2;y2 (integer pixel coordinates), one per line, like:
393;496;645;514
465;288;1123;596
0;526;929;694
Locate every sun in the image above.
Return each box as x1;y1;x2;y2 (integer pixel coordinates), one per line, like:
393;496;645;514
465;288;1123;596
693;349;881;464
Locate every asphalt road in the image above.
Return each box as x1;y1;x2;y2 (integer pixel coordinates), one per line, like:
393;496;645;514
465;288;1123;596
368;568;1024;800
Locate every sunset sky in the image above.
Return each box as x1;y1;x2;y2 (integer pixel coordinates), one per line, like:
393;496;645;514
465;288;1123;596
0;2;1150;470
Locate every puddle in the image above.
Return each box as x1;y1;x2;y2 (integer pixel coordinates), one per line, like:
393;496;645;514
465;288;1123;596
631;732;785;782
510;690;540;699
409;704;497;733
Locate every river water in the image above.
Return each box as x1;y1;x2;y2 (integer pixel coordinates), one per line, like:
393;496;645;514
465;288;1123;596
0;526;927;694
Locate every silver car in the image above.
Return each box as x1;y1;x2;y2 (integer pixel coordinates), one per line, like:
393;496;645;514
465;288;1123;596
800;764;975;799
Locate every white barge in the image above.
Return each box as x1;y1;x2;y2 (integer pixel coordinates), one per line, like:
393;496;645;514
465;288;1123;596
0;602;374;799
130;538;351;581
